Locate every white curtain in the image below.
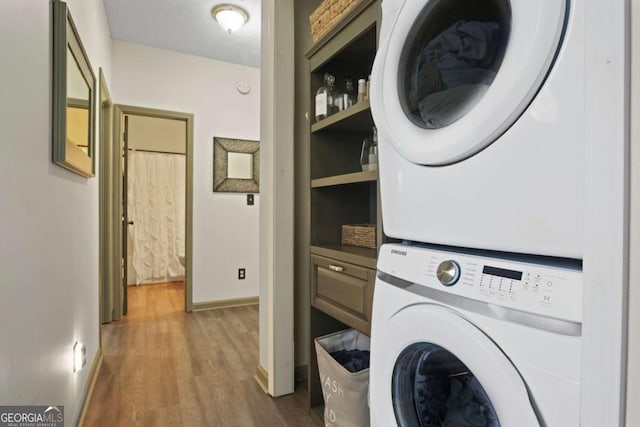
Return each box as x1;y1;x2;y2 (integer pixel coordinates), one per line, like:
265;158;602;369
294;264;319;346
128;151;186;284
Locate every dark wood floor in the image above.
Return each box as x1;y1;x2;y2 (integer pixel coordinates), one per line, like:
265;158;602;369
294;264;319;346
84;282;314;427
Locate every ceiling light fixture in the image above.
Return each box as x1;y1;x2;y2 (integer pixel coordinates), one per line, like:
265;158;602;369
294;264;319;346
212;4;249;34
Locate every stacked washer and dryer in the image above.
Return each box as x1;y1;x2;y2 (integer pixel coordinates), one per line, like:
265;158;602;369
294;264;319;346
369;0;585;425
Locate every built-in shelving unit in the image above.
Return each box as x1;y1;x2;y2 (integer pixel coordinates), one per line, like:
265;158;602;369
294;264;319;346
304;0;382;423
311;100;373;133
311;170;377;188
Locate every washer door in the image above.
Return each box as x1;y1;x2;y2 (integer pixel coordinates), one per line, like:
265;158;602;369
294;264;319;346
373;304;539;426
371;0;566;165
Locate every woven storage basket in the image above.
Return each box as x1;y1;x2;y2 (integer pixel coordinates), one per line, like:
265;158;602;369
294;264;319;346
342;224;376;249
310;0;362;43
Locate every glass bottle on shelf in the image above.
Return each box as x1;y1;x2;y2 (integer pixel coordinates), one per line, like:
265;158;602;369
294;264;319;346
365;75;371;100
357;78;367;103
345;77;356;108
334;90;345;111
315;72;337;122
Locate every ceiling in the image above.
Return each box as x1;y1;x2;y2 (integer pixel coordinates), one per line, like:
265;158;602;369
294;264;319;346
103;0;261;68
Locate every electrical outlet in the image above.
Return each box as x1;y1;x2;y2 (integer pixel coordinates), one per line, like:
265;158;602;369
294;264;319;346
238;268;246;280
247;194;254;206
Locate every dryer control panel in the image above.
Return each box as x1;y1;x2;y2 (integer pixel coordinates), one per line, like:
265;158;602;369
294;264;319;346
378;244;582;323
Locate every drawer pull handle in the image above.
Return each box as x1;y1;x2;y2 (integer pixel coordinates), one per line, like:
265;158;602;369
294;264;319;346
329;264;344;273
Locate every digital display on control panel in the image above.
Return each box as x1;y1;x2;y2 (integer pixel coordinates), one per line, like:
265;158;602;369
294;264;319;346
482;266;523;280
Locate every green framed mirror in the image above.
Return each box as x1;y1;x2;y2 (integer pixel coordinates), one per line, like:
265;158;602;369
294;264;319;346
52;0;96;178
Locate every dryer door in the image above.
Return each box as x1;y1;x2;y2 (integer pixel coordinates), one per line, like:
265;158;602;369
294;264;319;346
370;0;567;165
372;303;539;426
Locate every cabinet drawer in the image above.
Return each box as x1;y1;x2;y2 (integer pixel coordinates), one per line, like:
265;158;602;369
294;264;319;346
311;254;375;334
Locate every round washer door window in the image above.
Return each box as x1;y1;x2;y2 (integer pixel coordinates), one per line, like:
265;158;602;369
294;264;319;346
399;0;510;130
392;342;499;427
371;0;567;165
368;303;539;427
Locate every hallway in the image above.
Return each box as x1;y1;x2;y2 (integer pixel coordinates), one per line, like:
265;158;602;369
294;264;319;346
84;283;313;426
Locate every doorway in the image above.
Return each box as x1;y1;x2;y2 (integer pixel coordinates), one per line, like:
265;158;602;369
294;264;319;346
100;104;194;322
125;114;187;289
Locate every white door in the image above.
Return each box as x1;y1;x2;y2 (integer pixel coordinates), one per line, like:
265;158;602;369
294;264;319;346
371;303;539;426
371;0;567;165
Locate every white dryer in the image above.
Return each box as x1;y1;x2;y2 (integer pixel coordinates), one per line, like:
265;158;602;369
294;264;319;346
370;243;582;426
370;0;584;258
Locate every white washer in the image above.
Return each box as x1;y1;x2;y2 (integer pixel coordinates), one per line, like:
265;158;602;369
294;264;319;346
370;244;582;426
370;0;584;258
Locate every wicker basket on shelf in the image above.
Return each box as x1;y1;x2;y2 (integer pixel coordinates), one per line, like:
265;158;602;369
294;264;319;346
310;0;362;43
342;224;376;249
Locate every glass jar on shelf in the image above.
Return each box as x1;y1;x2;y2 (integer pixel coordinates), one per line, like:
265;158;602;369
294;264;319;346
360;127;378;171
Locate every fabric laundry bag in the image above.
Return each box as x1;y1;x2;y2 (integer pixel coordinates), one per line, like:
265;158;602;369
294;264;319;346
315;329;370;427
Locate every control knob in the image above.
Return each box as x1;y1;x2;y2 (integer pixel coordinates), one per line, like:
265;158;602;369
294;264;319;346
436;260;460;286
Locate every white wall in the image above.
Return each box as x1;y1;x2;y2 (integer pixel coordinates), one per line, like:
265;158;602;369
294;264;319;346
259;0;295;396
628;1;640;424
128;115;187;154
111;41;261;303
0;0;111;424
